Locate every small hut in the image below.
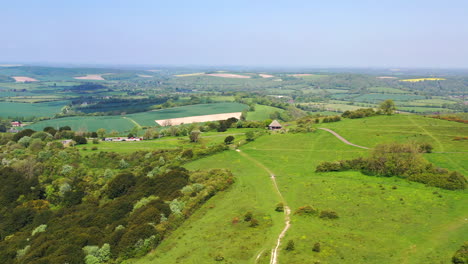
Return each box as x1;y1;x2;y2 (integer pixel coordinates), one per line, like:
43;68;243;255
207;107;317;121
268;120;282;130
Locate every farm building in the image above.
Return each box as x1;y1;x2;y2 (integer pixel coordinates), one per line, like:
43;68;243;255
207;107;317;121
11;121;22;127
268;120;282;130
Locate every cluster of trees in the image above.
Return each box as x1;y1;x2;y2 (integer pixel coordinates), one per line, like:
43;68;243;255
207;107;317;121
0;130;235;263
342;108;377;119
321;116;341;123
316;142;466;190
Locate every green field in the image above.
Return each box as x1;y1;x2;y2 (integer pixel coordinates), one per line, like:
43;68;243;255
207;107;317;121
0;100;69;118
368;86;410;94
247;104;285;121
131;114;467;264
354;94;425;102
25;103;248;132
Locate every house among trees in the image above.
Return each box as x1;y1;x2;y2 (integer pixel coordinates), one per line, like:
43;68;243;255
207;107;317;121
11;121;22;127
268;120;282;130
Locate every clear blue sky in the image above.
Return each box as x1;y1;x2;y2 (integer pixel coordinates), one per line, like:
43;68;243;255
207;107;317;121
2;0;468;68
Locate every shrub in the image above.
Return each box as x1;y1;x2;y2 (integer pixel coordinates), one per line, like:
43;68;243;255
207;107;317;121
244;211;253;222
313;242;321;252
91;146;98;151
294;205;318;215
275;202;284;212
73;135;87;145
107;173;136;199
224;135;235;145
319;210;339;219
92;138;99;144
285;240;295;251
452;242;468;264
32;224;47;236
249;218;259;227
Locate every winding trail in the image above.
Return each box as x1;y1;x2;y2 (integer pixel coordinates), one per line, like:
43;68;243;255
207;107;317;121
235;149;291;264
319;128;370;149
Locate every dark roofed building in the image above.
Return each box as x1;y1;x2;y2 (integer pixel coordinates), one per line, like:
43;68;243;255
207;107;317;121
268;120;282;130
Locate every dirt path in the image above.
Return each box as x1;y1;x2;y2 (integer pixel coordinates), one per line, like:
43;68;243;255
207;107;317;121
319;128;370;149
235;149;291;264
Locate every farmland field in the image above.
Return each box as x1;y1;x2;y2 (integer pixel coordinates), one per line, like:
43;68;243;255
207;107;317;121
25;102;248;132
247;104;285;121
0;100;69;118
353;94;425;103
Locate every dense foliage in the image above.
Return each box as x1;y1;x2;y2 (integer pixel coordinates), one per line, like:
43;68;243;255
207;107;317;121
316;142;467;190
0;130;234;263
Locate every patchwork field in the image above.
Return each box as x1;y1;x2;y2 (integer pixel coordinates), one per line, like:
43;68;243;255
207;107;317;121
131;114;467;264
25;103;248;132
73;74;106;80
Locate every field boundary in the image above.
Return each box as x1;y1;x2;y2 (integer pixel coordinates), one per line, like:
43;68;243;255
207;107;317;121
319;128;370;149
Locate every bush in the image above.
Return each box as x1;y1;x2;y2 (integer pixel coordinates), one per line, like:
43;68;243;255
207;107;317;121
285;240;295;251
452;242;468;264
107;173;136;199
244;211;253;222
275;202;284;212
224;135;235;145
312;242;321;252
91;146;98;151
319;210;339;219
294;205;318;215
92;138;99;144
249;218;259;227
73;135;87;145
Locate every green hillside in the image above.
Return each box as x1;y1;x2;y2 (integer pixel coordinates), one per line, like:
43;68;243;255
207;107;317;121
131;114;467;264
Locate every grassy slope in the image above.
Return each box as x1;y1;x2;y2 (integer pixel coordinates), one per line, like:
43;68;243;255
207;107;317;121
129;150;284;264
247;104;285;121
244;132;467;264
132;114;467;264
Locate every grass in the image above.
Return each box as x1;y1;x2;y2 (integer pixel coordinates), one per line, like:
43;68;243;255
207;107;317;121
26;115;135;132
0;100;69;118
247;104;285;121
76;129;251;153
128;150;285;264
131;114;467;264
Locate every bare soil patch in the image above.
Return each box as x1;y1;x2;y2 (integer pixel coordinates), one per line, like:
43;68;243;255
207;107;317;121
259;74;274;78
74;74;105;80
12;76;38;82
138;74;153;78
377;76;397;79
156;112;242;126
206;73;251;79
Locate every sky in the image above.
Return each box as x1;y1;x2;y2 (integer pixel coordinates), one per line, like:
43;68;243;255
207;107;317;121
2;0;468;68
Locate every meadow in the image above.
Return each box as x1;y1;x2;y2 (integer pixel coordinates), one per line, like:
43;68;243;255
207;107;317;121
131;114;467;264
246;104;285;121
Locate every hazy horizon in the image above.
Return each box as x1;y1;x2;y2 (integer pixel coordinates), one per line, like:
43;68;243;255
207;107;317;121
2;0;468;68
